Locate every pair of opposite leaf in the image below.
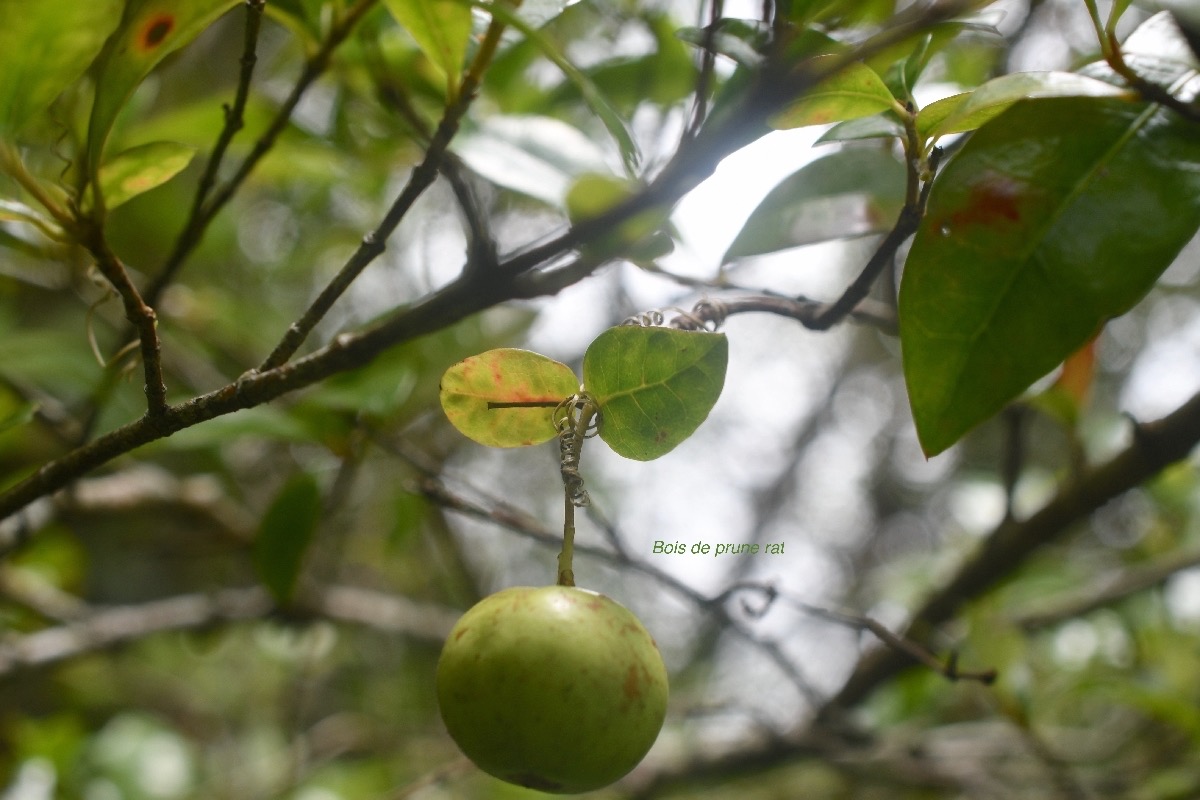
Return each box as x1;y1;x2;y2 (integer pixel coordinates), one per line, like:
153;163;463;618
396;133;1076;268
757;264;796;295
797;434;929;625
439;325;728;461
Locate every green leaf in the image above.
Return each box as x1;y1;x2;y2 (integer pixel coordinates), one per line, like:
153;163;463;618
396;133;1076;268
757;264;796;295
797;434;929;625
87;0;241;174
480;0;641;174
918;71;1130;138
452;114;610;206
384;0;472;96
253;472;321;605
263;0;327;45
566;173;670;262
900;96;1200;456
565;173;634;223
440;348;580;447
0;0;122;137
816;114;905;144
0;315;103;395
723;147;906;264
583;327;728;461
771;56;897;129
98;141;197;209
554;13;695;114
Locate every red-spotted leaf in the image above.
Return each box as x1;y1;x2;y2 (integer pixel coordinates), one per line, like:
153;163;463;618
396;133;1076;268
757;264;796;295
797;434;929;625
87;0;240;172
900;96;1200;456
583;327;727;461
440;349;579;447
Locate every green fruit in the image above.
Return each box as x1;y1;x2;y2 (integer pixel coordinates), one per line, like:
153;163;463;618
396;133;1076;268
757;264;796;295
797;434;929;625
436;585;669;794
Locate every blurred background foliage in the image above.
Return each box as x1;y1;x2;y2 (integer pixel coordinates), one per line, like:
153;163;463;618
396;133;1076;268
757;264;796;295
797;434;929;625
2;0;1200;798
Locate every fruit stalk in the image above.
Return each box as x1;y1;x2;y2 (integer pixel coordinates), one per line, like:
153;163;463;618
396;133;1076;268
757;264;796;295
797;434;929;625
556;396;597;586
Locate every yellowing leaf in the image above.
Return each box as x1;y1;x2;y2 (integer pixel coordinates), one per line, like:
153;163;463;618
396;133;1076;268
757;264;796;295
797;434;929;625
98;141;197;209
87;0;241;173
440;349;580;447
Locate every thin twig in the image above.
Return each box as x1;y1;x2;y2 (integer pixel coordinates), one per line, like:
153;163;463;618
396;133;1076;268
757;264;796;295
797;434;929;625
1082;0;1200;123
827;400;1200;713
801;139;940;332
146;0;378;306
721;293;898;334
443;157;500;277
405;469;826;706
145;0;267;309
1002;405;1027;522
684;0;725;140
366;46;499;277
0;566;90;623
0;0;1024;537
74;217;170;416
1012;543;1200;631
257;5;514;371
717;582;997;685
636;268;901;333
0;584;458;680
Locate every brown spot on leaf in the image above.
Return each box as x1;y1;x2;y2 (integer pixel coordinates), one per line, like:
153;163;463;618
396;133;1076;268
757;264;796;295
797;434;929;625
138;13;175;51
938;171;1027;233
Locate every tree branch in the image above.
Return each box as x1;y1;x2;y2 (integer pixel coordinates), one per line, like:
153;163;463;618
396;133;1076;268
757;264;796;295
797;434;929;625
718;583;996;685
257;7;514;371
1012;542;1200;631
75;216;169;416
0;586;271;677
0;0;992;538
826;390;1200;712
627;390;1200;793
0;565;90;623
0;273;502;536
144;0;267;310
0;584;458;679
801;139;939;332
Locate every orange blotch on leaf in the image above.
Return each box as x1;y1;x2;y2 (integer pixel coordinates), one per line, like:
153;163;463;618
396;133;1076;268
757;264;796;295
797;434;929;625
1054;335;1099;409
137;13;176;51
938;172;1028;233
